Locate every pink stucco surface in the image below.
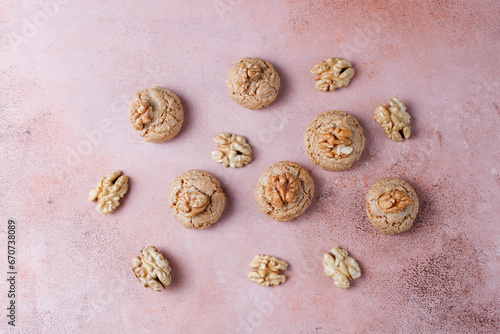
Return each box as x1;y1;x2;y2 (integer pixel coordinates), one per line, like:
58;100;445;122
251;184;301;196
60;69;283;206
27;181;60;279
1;1;499;333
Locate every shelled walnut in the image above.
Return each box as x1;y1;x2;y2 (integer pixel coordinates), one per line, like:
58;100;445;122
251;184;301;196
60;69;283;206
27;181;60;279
266;172;298;207
177;190;209;217
248;255;288;286
131;246;172;291
317;126;353;159
378;190;414;213
311;58;355;92
211;133;252;168
89;170;129;214
130;99;153;130
235;63;262;93
323;247;361;289
374;97;411;142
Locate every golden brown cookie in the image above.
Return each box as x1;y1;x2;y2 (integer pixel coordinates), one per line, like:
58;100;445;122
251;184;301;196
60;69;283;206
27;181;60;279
129;86;184;142
254;161;314;222
226;57;280;110
304;111;365;171
366;177;419;235
167;170;226;229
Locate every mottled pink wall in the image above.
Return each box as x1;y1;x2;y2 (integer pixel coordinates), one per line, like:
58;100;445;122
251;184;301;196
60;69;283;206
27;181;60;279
1;0;499;333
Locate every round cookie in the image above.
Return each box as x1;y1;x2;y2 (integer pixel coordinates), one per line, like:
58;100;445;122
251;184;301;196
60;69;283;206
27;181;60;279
226;57;280;110
366;177;419;235
255;161;315;222
129;86;184;142
304;110;365;171
168;170;226;229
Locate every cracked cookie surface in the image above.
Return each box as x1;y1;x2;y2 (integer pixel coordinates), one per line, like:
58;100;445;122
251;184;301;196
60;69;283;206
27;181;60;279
226;57;280;110
254;161;314;222
304;110;365;171
129;86;184;142
168;170;226;229
366;177;419;235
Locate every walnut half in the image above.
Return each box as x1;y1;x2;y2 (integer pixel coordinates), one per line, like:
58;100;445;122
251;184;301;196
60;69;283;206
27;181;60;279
378;190;414;213
177;190;209;217
317;126;353;159
211;133;252;168
266;172;298;207
311;58;355;92
130;98;153;130
323;247;361;289
132;246;172;291
248;255;288;286
89;170;129;214
374;97;411;142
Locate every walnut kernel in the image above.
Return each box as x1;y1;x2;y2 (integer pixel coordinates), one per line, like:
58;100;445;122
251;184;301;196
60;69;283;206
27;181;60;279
317;126;354;159
311;58;355;92
235;63;262;92
248;255;288;286
89;170;129;214
378;189;414;213
266;172;298;207
130;99;153;130
323;246;361;289
211;133;252;168
374;97;411;142
131;246;172;291
177;190;209;218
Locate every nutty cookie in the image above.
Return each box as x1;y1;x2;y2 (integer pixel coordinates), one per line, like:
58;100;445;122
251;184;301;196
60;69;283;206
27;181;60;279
129;86;184;142
366;177;419;235
226;57;280;110
304;111;365;171
168;170;226;229
255;161;314;222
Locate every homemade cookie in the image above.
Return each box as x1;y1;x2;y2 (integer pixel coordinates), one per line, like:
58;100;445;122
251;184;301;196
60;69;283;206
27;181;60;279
304;111;365;171
254;161;314;222
168;170;226;229
226;57;280;110
366;177;419;235
129;86;184;142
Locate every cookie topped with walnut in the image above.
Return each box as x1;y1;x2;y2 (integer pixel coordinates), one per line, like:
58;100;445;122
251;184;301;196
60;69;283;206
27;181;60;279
129;86;184;142
304;110;365;171
226;57;280;110
366;177;419;235
254;161;314;222
168;170;226;229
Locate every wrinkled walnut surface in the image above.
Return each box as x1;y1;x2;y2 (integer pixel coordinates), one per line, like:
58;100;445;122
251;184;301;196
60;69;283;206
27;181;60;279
248;255;288;286
311;58;355;92
323;246;361;289
129;86;184;142
366;177;419;235
211;133;252;168
168;170;226;229
89;170;129;214
227;57;280;110
131;246;171;291
255;161;315;222
305;110;365;171
266;172;298;207
317;126;354;159
374;97;411;142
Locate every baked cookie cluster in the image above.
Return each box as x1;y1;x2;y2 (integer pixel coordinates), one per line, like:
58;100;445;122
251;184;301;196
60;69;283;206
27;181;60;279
89;54;419;292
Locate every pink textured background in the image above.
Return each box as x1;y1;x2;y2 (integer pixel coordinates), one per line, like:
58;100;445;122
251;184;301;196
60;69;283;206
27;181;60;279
1;1;499;333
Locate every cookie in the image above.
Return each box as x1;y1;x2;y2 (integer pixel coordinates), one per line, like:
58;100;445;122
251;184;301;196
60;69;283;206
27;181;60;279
304;110;365;171
167;170;226;229
129;86;184;142
366;177;419;235
226;57;280;110
254;161;314;222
